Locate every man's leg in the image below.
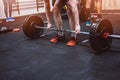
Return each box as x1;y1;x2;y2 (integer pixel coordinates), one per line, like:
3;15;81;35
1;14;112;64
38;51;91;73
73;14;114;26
9;0;12;18
50;0;66;43
7;0;15;21
52;0;65;30
66;0;80;46
3;0;8;18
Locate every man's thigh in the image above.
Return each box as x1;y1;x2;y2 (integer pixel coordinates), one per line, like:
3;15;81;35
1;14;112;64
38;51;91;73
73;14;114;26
3;0;8;5
95;0;102;3
86;0;92;3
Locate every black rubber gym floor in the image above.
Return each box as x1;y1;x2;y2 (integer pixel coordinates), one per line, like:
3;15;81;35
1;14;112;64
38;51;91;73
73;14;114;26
0;13;120;80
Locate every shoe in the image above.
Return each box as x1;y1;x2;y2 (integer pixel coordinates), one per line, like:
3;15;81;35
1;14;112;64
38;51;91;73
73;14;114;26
67;37;77;47
8;17;15;22
6;18;9;22
50;34;65;43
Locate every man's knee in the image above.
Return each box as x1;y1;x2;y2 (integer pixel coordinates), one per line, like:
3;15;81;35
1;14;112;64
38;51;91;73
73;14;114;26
67;1;78;12
52;6;60;15
67;8;72;17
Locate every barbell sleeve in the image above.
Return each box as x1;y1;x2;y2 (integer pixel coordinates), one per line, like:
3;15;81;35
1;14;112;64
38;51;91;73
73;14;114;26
109;34;120;40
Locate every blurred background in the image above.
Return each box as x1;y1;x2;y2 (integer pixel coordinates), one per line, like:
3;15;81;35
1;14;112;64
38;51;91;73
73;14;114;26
0;0;120;19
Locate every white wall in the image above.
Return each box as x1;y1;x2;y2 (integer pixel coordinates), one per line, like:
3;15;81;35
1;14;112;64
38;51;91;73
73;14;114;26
102;0;120;10
0;0;6;19
0;0;120;19
0;0;52;19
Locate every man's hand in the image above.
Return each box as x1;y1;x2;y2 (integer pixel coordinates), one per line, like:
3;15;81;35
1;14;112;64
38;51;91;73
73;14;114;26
75;25;80;34
47;23;52;30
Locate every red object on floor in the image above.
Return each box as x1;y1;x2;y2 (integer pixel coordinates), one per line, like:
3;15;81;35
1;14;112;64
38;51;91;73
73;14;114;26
13;28;20;32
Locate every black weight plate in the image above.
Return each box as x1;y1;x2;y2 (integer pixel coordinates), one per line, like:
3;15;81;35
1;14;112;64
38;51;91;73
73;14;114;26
89;19;113;53
23;15;44;39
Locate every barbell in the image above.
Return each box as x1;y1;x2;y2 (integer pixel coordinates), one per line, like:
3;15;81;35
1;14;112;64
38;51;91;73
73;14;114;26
22;15;120;53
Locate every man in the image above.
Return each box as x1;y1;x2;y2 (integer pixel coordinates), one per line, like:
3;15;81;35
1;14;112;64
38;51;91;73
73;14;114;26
44;0;80;47
2;0;16;22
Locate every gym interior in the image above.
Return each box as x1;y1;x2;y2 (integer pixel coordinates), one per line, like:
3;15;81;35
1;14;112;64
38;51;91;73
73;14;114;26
0;0;120;80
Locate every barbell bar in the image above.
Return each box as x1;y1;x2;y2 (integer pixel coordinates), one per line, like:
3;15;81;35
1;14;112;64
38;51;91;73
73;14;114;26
34;25;120;40
108;34;120;39
34;25;90;35
102;32;120;40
